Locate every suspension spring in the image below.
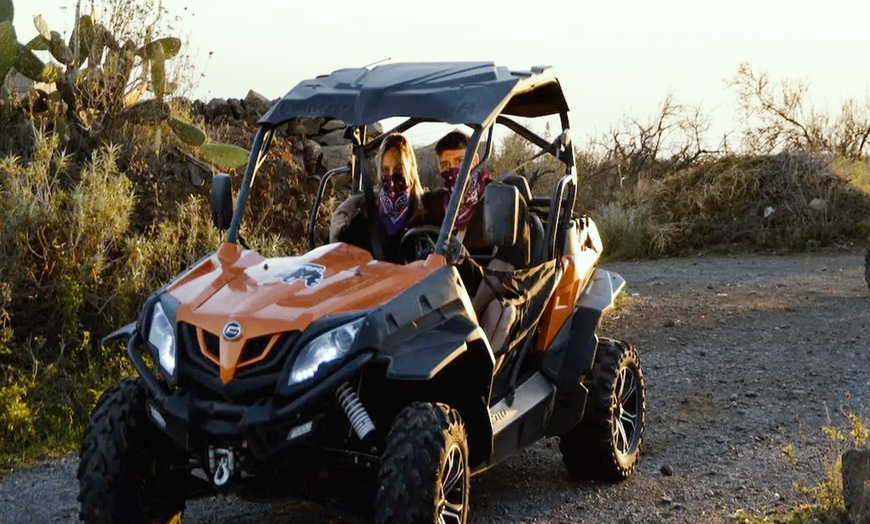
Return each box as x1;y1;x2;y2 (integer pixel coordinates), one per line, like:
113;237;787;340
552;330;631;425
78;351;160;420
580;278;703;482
336;382;376;440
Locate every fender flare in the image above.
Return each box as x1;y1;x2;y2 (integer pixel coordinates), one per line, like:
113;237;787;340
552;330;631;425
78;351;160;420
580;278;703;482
543;268;625;435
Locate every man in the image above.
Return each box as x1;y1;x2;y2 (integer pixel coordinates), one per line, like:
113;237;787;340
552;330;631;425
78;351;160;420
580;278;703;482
431;130;527;357
428;130;490;251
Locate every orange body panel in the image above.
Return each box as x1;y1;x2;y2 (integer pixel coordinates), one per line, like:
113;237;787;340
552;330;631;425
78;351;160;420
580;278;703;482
536;248;600;351
168;242;444;383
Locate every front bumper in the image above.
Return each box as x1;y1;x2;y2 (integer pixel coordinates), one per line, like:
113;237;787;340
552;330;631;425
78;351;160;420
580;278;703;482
126;332;373;456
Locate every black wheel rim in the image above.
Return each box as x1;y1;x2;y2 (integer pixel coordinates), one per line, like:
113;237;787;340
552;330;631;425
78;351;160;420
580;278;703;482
613;365;641;455
437;442;467;524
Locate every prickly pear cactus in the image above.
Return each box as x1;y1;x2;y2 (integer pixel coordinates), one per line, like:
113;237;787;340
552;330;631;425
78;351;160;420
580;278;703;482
123;99;170;124
137;37;181;60
168;117;206;147
150;41;165;98
24;34;48;50
47;30;73;65
13;42;58;82
0;21;14;80
0;0;12;24
198;143;250;170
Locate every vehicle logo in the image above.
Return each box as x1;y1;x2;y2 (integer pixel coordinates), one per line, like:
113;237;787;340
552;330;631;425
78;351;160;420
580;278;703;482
222;321;243;341
279;263;326;288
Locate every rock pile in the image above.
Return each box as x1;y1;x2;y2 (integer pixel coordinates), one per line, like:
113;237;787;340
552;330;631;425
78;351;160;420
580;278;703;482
191;90;383;177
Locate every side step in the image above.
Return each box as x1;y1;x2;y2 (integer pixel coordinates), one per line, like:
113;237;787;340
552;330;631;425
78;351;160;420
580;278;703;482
484;372;555;468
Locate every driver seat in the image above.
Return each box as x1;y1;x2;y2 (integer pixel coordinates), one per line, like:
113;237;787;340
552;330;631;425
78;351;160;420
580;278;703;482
494;173;546;267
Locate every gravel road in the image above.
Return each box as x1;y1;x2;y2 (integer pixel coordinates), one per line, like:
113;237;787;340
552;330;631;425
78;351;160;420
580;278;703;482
1;251;868;523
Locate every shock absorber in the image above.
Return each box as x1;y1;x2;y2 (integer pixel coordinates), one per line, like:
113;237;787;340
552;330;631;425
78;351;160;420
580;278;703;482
336;382;375;440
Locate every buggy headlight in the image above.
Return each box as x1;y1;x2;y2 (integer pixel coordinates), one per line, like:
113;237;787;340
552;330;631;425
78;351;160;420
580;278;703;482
288;318;364;386
148;302;176;376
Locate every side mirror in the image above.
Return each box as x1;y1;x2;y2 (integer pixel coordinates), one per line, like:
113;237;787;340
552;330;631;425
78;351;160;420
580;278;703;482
482;183;519;247
210;173;233;230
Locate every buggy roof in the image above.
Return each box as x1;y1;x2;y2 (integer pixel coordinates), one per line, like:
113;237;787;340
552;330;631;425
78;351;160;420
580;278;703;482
259;62;569;127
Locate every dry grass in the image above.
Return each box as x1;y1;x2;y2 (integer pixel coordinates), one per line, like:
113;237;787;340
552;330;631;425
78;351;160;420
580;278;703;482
587;152;870;260
734;412;869;524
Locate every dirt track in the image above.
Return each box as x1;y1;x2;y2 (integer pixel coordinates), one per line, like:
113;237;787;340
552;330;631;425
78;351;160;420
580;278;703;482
1;251;868;523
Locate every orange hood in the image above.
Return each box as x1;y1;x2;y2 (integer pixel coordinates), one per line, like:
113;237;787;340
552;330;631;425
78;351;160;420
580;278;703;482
166;242;445;383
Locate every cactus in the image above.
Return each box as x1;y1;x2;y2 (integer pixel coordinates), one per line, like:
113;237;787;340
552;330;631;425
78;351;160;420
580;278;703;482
123;99;170;124
197;144;250;170
150;41;165;98
4;0;246;174
0;21;14;80
13;42;47;81
24;34;48;50
137;37;181;60
168;117;206;147
68;14;94;66
0;0;12;24
33;14;49;40
48;31;73;66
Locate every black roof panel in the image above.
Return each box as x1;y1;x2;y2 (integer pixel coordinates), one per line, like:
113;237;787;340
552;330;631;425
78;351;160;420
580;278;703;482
259;62;568;127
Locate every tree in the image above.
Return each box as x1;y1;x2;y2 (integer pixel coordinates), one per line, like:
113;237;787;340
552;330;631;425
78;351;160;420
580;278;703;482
730;62;870;158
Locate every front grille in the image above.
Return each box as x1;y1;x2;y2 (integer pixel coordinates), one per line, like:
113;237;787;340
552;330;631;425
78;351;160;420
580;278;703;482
240;334;274;364
179;322;299;376
203;330;219;360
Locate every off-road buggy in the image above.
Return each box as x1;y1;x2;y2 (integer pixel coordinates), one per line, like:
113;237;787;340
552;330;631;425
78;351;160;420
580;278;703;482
78;62;646;523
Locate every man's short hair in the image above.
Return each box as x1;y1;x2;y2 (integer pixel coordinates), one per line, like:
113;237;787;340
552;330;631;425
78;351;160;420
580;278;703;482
435;130;471;156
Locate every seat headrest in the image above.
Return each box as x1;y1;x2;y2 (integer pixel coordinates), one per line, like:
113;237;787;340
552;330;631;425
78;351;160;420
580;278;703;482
495;173;532;203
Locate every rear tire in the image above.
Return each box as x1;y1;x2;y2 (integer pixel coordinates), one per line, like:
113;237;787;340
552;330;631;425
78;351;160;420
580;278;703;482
375;402;470;524
559;338;645;481
77;378;187;524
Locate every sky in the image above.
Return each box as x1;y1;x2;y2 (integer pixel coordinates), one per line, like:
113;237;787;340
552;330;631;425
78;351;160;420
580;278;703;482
13;0;870;148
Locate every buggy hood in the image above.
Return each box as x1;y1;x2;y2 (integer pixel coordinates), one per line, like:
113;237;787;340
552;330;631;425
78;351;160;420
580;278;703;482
164;242;443;381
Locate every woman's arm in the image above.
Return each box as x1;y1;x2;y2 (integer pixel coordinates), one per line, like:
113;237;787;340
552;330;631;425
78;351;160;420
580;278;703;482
329;194;365;242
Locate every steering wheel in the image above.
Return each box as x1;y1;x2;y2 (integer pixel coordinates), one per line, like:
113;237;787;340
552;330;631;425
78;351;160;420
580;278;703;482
399;225;440;262
399;225;470;264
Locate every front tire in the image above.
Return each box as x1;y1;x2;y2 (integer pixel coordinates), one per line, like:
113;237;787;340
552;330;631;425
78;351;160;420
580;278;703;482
559;338;646;481
77;378;187;524
375;402;470;524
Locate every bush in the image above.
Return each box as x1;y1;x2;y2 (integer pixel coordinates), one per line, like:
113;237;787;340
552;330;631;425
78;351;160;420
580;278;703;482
0;135;138;464
587;152;870;260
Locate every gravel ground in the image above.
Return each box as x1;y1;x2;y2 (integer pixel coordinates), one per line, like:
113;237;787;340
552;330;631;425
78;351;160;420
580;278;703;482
1;251;868;523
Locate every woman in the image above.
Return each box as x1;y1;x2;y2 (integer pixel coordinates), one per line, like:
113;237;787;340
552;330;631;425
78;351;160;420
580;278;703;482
329;132;428;263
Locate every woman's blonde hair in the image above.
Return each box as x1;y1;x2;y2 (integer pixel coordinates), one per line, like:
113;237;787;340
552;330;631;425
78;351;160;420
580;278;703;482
375;132;424;220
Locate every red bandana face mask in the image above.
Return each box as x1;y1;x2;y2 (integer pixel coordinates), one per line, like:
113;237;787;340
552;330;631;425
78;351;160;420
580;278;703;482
377;172;411;236
440;168;488;231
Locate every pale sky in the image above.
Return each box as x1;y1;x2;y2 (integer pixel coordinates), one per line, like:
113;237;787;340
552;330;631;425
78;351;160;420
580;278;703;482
13;0;870;147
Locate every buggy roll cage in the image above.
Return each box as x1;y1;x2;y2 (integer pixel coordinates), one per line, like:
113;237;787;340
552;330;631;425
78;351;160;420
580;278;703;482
226;62;578;262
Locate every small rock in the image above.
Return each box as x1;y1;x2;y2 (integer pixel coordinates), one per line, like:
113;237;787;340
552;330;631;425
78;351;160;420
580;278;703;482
660;464;674;476
842;447;870;524
321;119;347;131
661;495;673;504
318;128;350;147
663;318;678;328
808;197;827;212
745;391;758;398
